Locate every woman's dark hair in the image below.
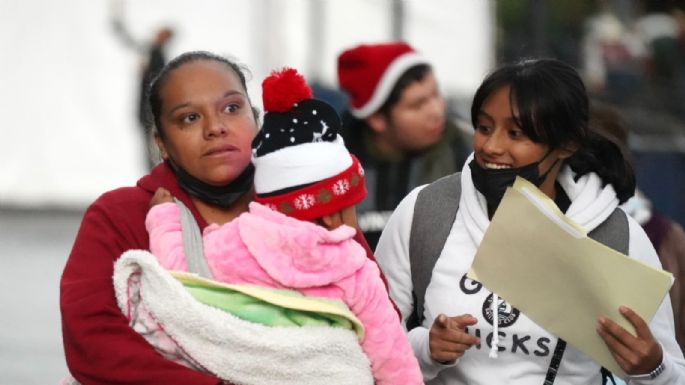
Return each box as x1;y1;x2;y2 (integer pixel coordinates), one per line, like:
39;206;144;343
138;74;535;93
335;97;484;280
471;58;635;203
377;64;432;117
147;50;259;138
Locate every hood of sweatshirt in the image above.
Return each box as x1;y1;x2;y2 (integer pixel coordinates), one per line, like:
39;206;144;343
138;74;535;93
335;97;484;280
460;153;620;246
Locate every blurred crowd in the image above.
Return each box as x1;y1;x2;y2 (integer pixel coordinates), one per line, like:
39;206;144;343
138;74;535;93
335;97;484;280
582;0;685;122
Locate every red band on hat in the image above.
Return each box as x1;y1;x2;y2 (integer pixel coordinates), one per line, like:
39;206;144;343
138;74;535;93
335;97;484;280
255;155;367;221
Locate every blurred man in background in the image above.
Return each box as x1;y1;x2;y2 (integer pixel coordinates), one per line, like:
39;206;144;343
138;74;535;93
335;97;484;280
112;17;174;168
337;42;470;249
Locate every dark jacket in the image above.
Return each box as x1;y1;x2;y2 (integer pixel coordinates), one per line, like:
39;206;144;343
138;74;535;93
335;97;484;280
644;212;685;355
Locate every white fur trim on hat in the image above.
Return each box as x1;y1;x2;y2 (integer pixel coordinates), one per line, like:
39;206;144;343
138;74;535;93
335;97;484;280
349;52;428;119
253;135;353;194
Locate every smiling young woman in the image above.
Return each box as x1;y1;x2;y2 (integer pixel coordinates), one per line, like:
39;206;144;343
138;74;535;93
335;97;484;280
375;58;685;385
470;83;577;216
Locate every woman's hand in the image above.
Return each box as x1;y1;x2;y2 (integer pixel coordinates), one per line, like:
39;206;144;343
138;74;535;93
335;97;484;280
429;313;480;364
150;187;174;207
597;305;663;375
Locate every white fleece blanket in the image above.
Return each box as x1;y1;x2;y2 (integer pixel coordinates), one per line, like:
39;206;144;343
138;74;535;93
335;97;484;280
113;249;374;385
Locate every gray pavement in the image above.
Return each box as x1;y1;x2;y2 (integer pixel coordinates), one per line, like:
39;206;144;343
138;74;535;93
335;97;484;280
1;208;82;385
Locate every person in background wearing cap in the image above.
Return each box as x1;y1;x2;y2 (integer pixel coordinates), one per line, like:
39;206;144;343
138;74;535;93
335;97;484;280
337;42;471;249
142;68;423;385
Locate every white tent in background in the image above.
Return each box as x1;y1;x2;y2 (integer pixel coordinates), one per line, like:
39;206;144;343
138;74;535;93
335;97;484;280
0;0;494;208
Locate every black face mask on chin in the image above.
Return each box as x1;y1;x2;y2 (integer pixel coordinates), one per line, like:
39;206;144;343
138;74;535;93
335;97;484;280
469;153;558;217
169;161;255;208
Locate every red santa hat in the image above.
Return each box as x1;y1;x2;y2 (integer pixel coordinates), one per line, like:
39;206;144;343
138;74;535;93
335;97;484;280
252;68;366;221
337;42;428;119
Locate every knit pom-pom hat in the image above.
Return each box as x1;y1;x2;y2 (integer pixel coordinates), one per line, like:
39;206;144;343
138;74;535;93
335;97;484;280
252;68;366;220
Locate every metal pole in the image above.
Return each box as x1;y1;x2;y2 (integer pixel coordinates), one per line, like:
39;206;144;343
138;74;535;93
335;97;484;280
391;0;405;40
308;0;325;81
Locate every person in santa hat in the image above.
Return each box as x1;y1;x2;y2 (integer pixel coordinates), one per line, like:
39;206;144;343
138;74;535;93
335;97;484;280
142;68;423;385
337;42;471;249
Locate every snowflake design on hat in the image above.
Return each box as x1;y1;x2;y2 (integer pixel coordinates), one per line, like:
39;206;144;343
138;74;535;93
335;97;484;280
357;163;365;176
332;179;350;196
294;194;316;210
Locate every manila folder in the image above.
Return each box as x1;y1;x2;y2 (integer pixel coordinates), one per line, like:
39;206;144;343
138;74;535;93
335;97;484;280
467;177;673;378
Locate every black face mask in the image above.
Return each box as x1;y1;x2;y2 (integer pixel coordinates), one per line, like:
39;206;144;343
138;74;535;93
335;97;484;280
469;154;558;216
170;161;255;208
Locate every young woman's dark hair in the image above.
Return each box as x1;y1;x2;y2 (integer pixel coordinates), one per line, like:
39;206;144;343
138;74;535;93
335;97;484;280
147;51;259;138
377;64;432;117
470;58;635;203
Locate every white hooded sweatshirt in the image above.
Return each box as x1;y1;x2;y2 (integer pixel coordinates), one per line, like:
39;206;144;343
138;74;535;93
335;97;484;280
375;156;685;385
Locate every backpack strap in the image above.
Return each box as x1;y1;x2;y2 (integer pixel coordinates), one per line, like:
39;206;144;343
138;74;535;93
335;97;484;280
601;367;618;385
544;339;567;385
174;198;213;279
589;208;629;385
588;208;629;254
407;172;461;330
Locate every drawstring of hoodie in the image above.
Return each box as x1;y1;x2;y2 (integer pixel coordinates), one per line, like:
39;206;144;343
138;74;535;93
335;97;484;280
489;293;500;359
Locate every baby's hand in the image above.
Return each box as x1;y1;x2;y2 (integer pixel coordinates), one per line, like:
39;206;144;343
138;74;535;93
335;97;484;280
150;187;174;207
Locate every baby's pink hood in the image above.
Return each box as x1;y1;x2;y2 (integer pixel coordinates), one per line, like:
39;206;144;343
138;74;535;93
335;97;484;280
237;202;368;288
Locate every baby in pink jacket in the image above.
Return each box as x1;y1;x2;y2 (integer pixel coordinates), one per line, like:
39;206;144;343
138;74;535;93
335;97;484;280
146;68;422;385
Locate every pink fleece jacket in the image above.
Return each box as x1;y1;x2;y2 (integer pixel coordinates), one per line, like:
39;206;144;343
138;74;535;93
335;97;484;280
146;201;422;385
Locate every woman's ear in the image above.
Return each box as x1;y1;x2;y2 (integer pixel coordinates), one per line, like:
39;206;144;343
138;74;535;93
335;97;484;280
154;133;168;160
558;141;580;160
